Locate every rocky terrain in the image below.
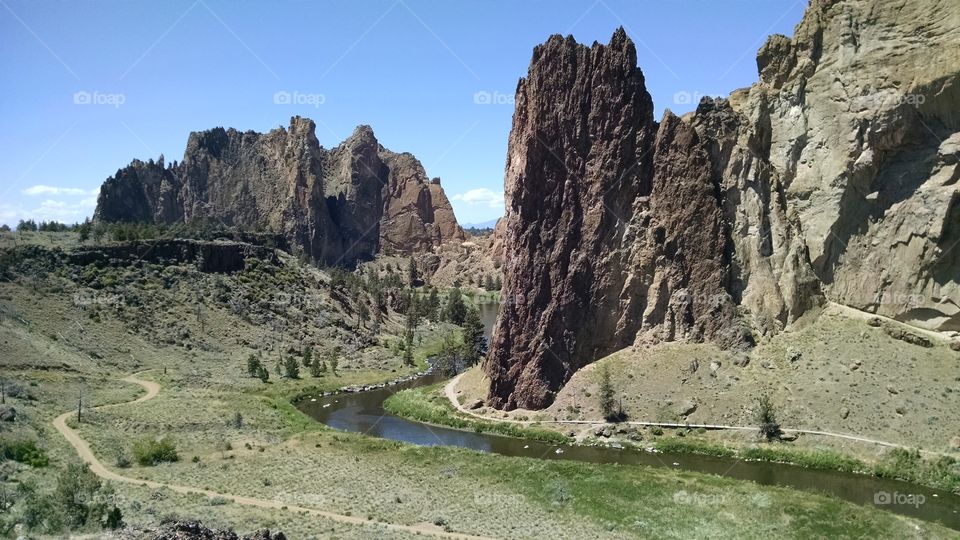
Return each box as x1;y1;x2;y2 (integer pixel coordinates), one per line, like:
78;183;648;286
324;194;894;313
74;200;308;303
94;119;466;267
119;520;286;540
486;0;960;409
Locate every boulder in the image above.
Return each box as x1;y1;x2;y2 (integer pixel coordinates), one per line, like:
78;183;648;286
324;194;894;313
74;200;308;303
675;400;698;417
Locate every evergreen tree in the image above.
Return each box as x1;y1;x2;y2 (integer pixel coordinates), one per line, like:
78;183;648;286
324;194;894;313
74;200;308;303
598;364;620;421
426;287;440;320
326;346;340;376
461;306;485;365
408;257;418;286
310;357;324;377
283;356;300;379
756;394;782;441
246;354;262;377
256;365;270;382
444;287;467;325
78;218;92;243
357;299;370;329
302;346;313;368
483;274;495;291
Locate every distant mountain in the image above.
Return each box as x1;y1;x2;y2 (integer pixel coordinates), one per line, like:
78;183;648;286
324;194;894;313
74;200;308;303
94;117;465;267
462;218;501;229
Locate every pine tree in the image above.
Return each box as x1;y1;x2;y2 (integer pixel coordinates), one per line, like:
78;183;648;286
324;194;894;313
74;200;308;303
256;365;270;382
283;356;300;379
246;354;262;377
302;346;313;368
326;346;340;376
310;358;324;377
444;287;467;325
426;288;440;320
461;306;485;364
599;364;618;421
408;257;418;286
357;301;370;328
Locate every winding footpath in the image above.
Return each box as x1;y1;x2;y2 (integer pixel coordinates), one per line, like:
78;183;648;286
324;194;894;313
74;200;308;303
53;372;493;540
444;374;952;458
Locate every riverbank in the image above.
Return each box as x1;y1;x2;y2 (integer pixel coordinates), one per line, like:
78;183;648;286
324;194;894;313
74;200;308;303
389;370;960;497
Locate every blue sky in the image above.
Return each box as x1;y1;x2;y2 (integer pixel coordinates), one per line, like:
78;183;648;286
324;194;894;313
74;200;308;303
0;0;807;227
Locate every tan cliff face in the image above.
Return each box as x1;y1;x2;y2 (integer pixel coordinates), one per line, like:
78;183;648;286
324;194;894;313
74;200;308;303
486;0;960;410
94;117;465;266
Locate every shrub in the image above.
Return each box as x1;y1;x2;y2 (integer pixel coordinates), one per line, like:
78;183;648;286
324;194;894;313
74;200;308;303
0;437;49;467
131;436;179;466
755;394;782;441
17;463;122;533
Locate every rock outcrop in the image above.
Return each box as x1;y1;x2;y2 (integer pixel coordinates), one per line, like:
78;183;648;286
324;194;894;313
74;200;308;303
486;0;960;409
121;520;286;540
95;119;465;266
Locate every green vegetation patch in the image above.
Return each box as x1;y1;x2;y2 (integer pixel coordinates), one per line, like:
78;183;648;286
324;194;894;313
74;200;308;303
384;384;568;444
0;436;49;467
131;435;179;466
874;448;960;493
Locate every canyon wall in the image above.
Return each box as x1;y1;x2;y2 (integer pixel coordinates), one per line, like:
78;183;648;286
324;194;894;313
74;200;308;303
95;118;465;266
486;0;960;409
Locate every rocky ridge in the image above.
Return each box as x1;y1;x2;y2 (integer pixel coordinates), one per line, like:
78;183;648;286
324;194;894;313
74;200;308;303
486;0;960;409
94;119;465;267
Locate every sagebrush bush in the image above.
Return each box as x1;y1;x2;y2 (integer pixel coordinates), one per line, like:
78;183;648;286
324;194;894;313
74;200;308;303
0;437;49;467
131;436;178;466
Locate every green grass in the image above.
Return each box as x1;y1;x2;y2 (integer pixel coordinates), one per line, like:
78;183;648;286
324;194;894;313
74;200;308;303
654;435;960;493
654;437;736;458
873;448;960;493
741;445;866;474
384;384;569;444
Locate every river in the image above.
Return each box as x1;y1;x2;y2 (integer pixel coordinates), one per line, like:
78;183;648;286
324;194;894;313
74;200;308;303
299;301;960;530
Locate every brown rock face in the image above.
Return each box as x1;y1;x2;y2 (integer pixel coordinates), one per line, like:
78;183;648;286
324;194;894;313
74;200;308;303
487;0;960;409
95;118;465;266
485;30;745;409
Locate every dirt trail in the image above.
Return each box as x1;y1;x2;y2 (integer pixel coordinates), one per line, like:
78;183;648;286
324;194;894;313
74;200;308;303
53;372;494;540
444;374;950;457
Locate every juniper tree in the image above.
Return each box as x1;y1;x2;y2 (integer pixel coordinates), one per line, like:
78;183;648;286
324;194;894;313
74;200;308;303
283;356;300;379
461;306;485;365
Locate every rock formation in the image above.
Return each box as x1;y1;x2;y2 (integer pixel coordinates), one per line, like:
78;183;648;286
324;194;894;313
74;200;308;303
95;118;465;266
486;0;960;409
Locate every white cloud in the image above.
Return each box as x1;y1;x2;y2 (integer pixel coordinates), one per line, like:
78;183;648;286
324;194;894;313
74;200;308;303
0;197;98;226
22;184;97;197
451;188;504;209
